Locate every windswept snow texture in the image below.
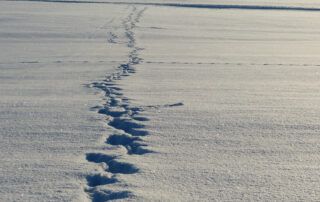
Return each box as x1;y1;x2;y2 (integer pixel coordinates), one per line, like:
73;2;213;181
9;0;320;10
116;5;320;202
9;0;320;15
2;0;320;201
0;1;131;201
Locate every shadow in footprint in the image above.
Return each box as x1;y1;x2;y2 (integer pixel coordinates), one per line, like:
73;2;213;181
98;107;127;117
86;153;116;164
108;118;149;136
91;190;133;202
108;160;139;174
87;173;118;187
107;134;141;145
86;153;139;174
107;134;152;155
132;116;149;121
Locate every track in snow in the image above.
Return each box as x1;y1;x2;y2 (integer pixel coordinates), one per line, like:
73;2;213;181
84;6;150;201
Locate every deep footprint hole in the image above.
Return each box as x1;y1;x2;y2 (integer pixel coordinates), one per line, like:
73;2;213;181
86;153;116;164
107;160;139;174
86;173;118;187
91;190;133;202
107;134;141;146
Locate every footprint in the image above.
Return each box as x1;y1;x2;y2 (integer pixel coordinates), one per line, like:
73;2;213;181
107;134;151;155
85;6;148;201
91;190;133;202
107;134;141;145
86;173;118;187
86;153;116;164
86;153;139;174
108;160;139;174
132;116;149;121
98;107;127;117
108;118;149;136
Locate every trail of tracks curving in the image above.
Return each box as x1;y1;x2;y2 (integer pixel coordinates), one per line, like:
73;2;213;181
85;6;149;201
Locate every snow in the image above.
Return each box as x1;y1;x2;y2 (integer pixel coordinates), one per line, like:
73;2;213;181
1;0;320;201
116;7;320;200
0;2;129;201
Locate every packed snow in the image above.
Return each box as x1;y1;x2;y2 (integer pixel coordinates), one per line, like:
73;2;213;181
1;0;320;201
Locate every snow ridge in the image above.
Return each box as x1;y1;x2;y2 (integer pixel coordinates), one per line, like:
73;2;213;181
84;6;148;201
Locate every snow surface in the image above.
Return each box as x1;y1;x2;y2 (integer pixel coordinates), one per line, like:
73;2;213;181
0;2;130;201
1;0;320;201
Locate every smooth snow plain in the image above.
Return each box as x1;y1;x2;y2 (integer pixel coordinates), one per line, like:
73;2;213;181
1;0;320;201
0;2;130;201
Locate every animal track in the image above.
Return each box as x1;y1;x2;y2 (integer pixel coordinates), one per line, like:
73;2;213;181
108;160;139;174
84;6;182;201
86;153;139;174
85;6;148;202
90;190;133;202
107;32;118;43
132;116;149;121
108;118;148;136
86;153;116;164
107;134;151;155
107;134;141;145
86;173;118;187
98;107;127;118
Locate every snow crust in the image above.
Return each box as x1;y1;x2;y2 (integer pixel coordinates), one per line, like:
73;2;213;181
1;0;320;201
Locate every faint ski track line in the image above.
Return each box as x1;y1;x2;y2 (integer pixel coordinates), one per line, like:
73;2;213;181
143;61;320;67
0;60;127;66
8;0;320;12
2;60;320;68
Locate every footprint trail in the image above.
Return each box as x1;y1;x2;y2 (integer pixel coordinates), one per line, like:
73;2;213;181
84;6;149;201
